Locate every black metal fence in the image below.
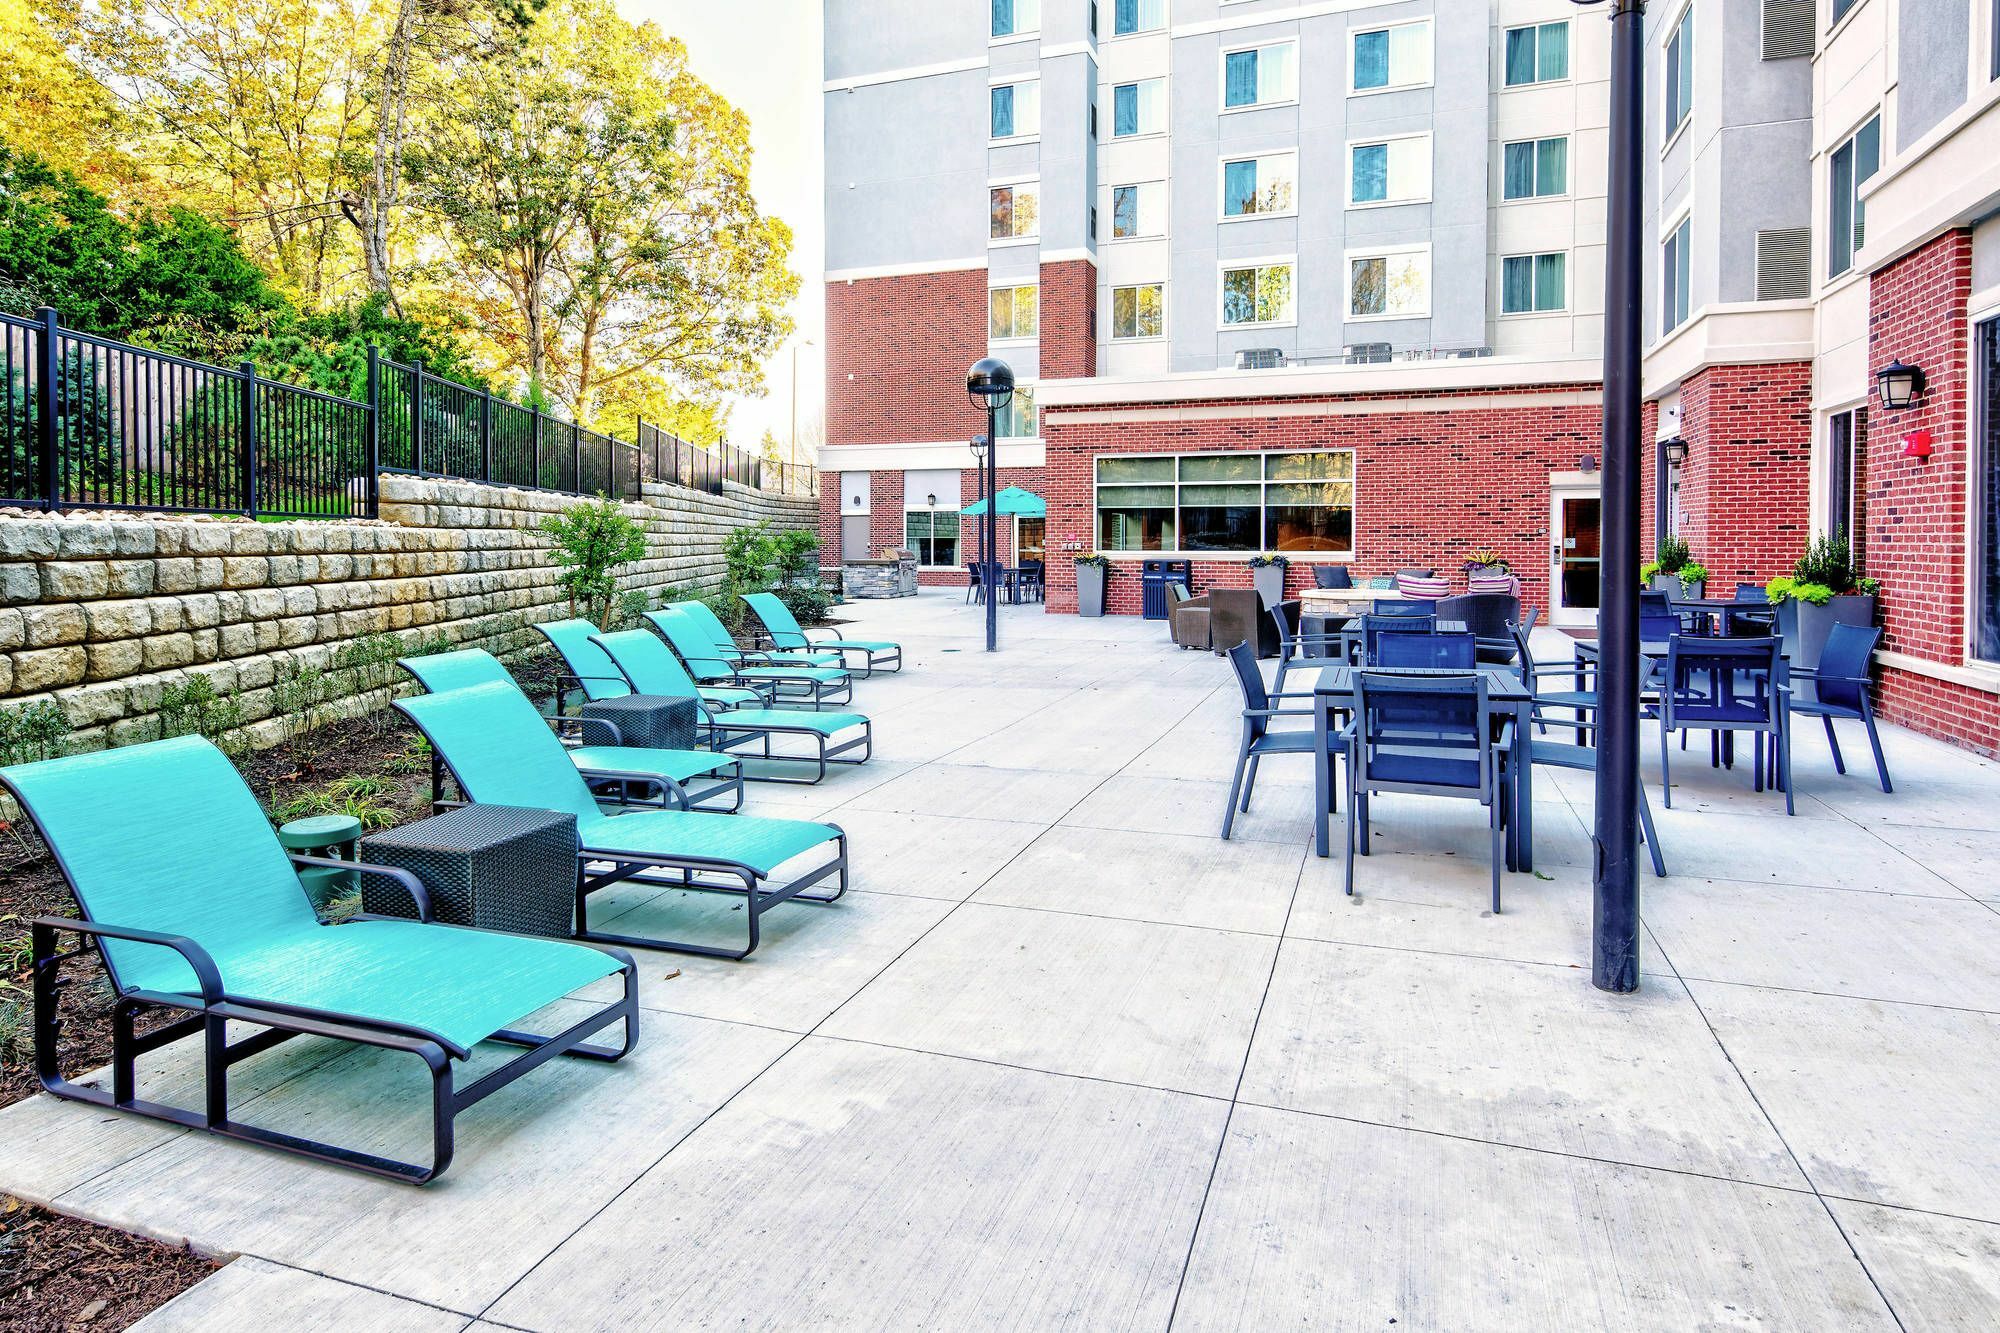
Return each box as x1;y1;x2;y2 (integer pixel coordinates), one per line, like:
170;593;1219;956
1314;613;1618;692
1;307;816;518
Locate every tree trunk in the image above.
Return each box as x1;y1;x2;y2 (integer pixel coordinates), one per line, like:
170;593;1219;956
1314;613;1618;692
360;0;418;312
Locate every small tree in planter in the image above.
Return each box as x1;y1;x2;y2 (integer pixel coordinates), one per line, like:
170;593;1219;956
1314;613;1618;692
539;497;649;628
1247;553;1288;608
1462;548;1511;578
1074;552;1110;618
1641;536;1704;598
1765;532;1878;669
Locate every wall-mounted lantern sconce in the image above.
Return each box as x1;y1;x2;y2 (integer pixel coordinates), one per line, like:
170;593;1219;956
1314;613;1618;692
1662;436;1689;468
848;493;863;509
926;492;937;508
1876;359;1926;412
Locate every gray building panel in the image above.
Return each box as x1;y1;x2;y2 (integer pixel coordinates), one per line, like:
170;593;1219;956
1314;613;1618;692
1714;119;1813;303
825;74;990;272
1898;0;1973;151
825;0;981;83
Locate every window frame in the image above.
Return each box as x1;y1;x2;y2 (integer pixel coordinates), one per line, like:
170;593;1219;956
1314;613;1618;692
1218;151;1300;221
1107;180;1167;241
1108;0;1166;38
1216;257;1299;330
1661;213;1693;335
1093;449;1359;558
990;0;1040;43
1348;18;1434;96
1220;37;1301;112
988;283;1040;342
989;78;1041;144
1109;282;1168;342
1500;135;1570;201
988;178;1041;245
1345;132;1433;209
1110;76;1168;138
903;506;961;569
994;382;1040;441
1344;243;1432;322
1502;19;1571;87
1499;251;1569;317
1827;111;1882;280
1972;309;2000;664
1663;4;1694;144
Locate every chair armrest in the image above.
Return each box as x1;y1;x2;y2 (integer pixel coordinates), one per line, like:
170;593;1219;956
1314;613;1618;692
555;673;630;714
1242;707;1317;720
576;767;680;806
552;714;623;746
32;916;225;1003
289;856;436;922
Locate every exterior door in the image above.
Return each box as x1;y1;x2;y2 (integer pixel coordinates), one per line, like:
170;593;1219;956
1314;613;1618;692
1550;484;1603;628
1016;516;1046;564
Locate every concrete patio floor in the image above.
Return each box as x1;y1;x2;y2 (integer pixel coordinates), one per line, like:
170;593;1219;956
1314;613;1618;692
6;589;2000;1329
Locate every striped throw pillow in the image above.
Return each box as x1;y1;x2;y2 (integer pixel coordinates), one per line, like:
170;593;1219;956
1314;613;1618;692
1467;573;1517;596
1397;573;1451;600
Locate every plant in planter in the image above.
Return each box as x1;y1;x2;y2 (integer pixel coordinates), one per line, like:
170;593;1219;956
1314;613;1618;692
1462;548;1511;576
1765;532;1878;669
1074;552;1111;618
1642;535;1704;596
1677;562;1709;598
1247;552;1288;607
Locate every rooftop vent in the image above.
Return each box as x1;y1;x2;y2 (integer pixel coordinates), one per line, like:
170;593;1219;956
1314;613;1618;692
1235;348;1287;370
1343;342;1392;365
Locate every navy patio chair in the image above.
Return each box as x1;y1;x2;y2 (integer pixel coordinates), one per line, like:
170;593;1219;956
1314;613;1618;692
1359;612;1437;665
1312;565;1353;589
1220;641;1322;840
1374;630;1478;669
1269;601;1348;691
1342;672;1513;911
1660;636;1793;813
1787;622;1892;792
1370;599;1434;617
1527;724;1668;877
1510;619;1602;742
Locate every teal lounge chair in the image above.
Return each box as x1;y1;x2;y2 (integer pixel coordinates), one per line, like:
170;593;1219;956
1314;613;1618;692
398;683;848;959
668;599;843;671
594;629;872;785
743;591;902;676
398;649;743;813
1;737;637;1184
534;617;767;713
644;607;853;708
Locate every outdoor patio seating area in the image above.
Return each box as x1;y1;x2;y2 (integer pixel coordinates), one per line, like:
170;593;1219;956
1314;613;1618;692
3;589;1999;1328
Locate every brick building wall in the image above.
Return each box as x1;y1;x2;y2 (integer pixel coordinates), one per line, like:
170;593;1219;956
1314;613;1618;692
1040;386;1605;615
1672;363;1814;586
826;269;989;447
1859;228;2000;754
1039;260;1097;380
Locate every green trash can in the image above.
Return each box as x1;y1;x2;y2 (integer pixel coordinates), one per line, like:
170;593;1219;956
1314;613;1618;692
277;813;364;911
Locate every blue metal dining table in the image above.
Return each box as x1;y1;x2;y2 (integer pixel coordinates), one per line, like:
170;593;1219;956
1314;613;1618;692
1309;663;1538;871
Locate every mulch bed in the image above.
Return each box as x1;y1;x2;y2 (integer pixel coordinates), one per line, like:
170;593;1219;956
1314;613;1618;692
0;1198;215;1331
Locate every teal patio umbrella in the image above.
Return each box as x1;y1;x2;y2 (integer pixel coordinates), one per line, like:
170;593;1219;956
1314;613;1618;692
960;485;1046;518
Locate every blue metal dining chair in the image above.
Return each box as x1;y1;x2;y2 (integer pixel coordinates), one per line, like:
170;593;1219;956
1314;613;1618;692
1786;622;1892;792
1371;599;1434;617
1221;641;1321;839
1374;631;1478;669
1510;620;1601;740
1269;602;1348;693
1359;613;1437;665
1659;636;1792;813
1343;672;1512;911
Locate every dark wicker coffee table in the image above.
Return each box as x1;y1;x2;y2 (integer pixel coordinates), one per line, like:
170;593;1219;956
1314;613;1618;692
361;804;579;937
579;694;698;750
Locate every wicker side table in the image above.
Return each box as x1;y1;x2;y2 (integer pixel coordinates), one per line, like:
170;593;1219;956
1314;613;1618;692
361;805;579;937
579;694;698;750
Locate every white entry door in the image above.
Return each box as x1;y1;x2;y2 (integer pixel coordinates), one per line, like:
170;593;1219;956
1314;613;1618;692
1549;481;1603;629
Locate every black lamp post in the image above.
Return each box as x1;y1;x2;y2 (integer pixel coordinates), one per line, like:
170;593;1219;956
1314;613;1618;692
967;358;1014;653
1573;0;1646;994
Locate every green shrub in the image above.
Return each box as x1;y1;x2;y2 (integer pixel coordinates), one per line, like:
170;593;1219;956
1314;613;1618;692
1793;531;1865;595
722;522;779;592
157;676;248;754
1678;562;1708;591
612;588;653;629
0;700;71;765
538;497;648;626
775;580;833;625
1653;535;1691;575
271;659;332;764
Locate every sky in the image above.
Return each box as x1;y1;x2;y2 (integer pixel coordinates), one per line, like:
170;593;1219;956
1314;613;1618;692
622;0;824;463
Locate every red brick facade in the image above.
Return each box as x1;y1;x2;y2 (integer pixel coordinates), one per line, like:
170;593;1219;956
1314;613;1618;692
1038;259;1097;380
826;269;989;447
1673;362;1815;585
1859;228;2000;755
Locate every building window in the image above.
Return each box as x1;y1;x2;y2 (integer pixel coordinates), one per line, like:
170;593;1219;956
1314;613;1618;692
1501;137;1568;199
996;384;1039;439
1828;113;1881;278
989;184;1039;241
1111;283;1165;340
1095;451;1355;554
1112;78;1166;136
1220;261;1296;327
1664;6;1693;136
989;285;1038;340
1501;253;1567;314
991;0;1039;39
1223;41;1298;109
1351;20;1432;93
1662;217;1692;333
1113;0;1164;36
1832;0;1861;22
990;82;1039;139
1348;135;1431;206
1348;247;1429;320
1826;407;1862;542
1503;20;1569;86
905;510;961;567
1222;153;1297;218
1111;181;1165;238
1977;316;2000;662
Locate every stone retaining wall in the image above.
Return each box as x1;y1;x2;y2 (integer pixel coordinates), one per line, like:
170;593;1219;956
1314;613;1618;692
0;474;816;753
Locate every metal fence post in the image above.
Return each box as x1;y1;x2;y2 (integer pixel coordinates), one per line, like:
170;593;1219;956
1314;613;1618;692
479;387;493;481
530;403;542;487
364;345;381;519
571;419;581;492
239;361;259;518
33;307;58;509
409;358;425;475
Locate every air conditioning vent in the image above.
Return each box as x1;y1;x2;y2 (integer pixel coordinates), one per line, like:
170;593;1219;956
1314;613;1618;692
1235;348;1287;370
1343;342;1391;365
1755;227;1812;301
1761;0;1814;59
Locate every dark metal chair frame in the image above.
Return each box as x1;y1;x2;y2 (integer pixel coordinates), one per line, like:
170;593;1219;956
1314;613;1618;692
1659;635;1794;814
1220;641;1324;839
1786;622;1893;793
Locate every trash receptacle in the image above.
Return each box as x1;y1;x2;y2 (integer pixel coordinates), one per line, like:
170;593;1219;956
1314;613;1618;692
1140;559;1193;620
